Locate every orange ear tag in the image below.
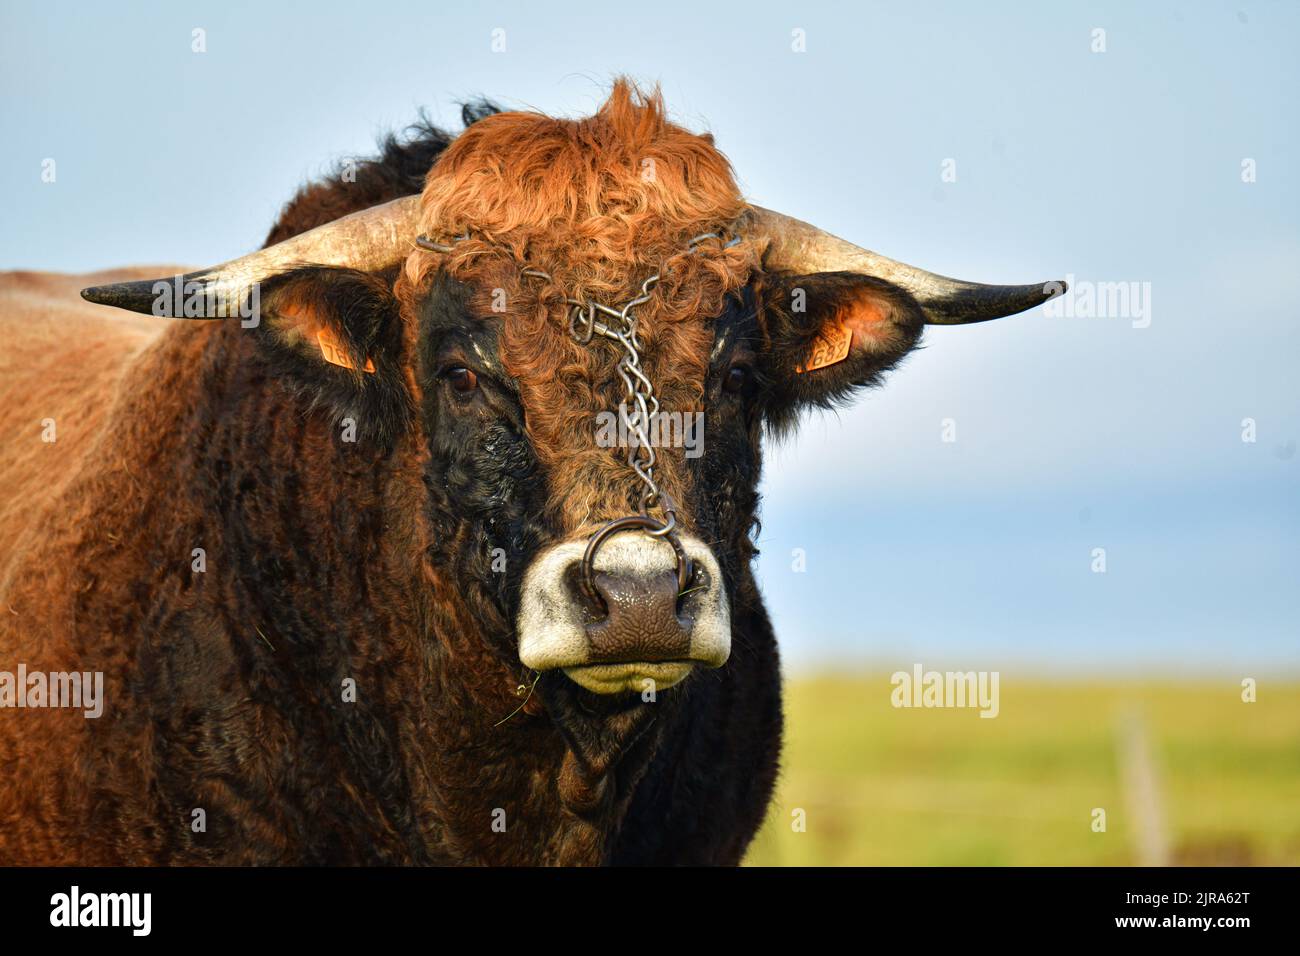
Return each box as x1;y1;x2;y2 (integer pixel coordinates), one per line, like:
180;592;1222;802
316;328;376;373
795;319;853;374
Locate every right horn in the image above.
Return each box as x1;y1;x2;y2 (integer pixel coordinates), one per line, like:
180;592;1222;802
750;205;1065;325
81;195;423;317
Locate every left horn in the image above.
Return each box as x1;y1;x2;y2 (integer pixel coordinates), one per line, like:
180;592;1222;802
750;205;1065;325
80;195;423;316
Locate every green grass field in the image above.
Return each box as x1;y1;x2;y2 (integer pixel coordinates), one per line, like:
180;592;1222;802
743;675;1300;866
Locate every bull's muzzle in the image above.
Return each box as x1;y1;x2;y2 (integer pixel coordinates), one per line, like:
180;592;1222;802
517;532;731;694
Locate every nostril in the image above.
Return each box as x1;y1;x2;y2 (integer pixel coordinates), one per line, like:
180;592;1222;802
675;563;708;613
563;561;608;622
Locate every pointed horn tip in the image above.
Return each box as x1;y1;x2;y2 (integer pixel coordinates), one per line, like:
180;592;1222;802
921;278;1071;326
77;278;169;315
82;283;159;311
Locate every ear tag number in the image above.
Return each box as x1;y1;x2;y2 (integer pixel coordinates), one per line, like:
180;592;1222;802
317;328;376;373
795;319;853;373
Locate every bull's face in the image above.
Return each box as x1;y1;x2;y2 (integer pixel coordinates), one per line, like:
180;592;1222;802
415;271;749;696
82;83;1060;701
418;275;748;695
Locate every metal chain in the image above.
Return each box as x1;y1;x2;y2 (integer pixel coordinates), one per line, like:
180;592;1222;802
560;271;666;525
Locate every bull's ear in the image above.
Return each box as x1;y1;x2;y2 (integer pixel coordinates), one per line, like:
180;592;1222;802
255;266;411;444
758;271;925;428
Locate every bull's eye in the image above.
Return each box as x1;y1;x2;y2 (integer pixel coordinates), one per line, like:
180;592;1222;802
723;363;750;394
447;366;479;395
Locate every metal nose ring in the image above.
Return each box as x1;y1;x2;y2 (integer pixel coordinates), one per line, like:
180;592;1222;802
579;515;693;614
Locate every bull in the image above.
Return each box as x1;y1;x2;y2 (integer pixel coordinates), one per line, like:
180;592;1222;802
0;82;1061;864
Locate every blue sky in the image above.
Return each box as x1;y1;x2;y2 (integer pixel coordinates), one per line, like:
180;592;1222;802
3;1;1296;675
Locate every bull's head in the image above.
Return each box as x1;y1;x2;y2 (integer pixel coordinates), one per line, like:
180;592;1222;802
82;84;1061;703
